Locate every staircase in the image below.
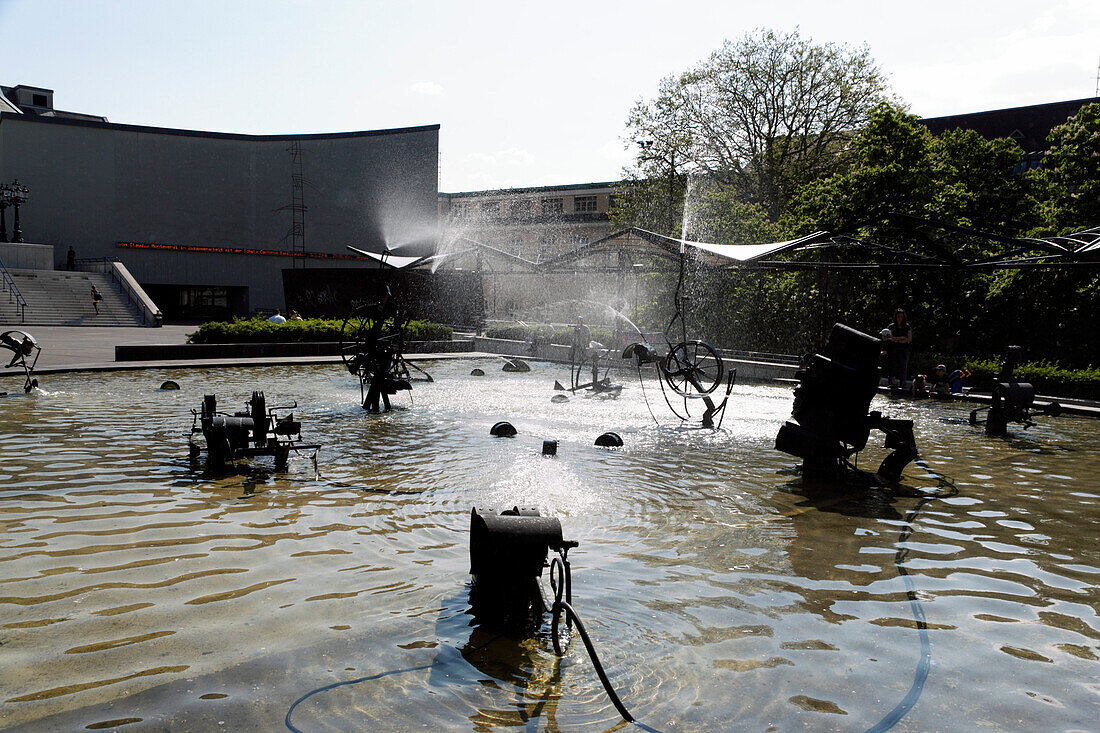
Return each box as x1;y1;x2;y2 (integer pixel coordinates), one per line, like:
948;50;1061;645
0;269;149;326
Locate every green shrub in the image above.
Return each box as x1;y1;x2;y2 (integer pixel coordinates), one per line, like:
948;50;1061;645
188;317;452;344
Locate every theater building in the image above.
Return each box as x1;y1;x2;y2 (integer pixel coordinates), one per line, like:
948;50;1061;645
0;85;439;319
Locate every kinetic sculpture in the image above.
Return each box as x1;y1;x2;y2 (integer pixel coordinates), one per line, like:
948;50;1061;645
189;391;319;470
969;345;1061;436
775;323;918;482
1;329;41;393
621;250;734;427
555;320;622;396
338;250;432;412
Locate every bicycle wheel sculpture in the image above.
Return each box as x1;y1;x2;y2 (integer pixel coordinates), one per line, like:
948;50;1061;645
1;330;41;394
340;300;415;413
663;340;723;397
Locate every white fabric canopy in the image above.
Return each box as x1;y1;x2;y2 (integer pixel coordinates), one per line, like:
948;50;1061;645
683;235;822;263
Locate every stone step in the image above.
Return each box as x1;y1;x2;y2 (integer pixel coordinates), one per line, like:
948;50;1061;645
0;269;149;327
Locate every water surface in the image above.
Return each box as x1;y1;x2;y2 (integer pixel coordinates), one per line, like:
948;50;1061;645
1;361;1097;731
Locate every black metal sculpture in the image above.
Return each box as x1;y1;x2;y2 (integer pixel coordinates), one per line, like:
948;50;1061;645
1;329;41;393
554;321;622;396
469;506;577;626
621;311;734;427
189;391;319;471
775;323;918;482
968;346;1061;435
337;249;432;412
467;506;634;722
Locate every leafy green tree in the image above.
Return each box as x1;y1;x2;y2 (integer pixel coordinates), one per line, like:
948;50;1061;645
625;28;893;220
788;103;1096;365
1038;102;1100;231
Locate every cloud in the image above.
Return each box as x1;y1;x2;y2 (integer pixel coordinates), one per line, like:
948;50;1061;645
409;81;443;96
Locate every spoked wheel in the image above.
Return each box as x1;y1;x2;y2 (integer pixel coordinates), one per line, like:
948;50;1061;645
339;303;408;375
663;340;723;396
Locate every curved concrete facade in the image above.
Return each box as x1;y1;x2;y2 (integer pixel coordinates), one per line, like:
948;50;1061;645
0;113;439;316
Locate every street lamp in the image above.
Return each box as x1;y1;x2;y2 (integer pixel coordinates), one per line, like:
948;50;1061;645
8;179;28;242
0;183;10;243
638;141;677;238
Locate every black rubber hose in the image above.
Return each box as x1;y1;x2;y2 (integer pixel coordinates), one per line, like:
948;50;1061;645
551;600;635;723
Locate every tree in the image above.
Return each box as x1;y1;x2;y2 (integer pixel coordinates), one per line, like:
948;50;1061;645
788;104;1097;365
625;28;893;220
1038;102;1100;231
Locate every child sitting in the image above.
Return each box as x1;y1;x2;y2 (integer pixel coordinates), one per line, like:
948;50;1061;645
930;364;952;395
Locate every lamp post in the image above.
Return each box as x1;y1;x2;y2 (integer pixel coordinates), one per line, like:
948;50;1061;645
637;141;677;238
0;183;10;243
8;180;28;243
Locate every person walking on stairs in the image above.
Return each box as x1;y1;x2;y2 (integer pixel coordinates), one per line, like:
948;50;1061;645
91;284;103;315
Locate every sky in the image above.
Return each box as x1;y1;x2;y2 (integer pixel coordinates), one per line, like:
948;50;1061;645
1;0;1098;193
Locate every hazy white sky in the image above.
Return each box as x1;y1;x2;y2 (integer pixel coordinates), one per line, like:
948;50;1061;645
2;0;1097;192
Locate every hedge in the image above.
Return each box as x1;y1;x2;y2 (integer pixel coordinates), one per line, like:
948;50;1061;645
188;317;452;344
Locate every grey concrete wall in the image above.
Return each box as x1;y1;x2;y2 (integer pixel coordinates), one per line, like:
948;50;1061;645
472;336;799;382
0;242;52;269
0;114;439;312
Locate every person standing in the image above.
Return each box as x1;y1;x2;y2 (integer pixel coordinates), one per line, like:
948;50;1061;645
66;246;76;271
884;308;912;388
90;284;103;314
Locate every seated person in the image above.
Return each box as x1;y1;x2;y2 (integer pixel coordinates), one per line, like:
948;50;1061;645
930;364;952;395
910;373;928;397
948;369;969;393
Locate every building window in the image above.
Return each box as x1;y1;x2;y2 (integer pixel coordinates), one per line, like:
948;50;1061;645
451;202;470;218
509;199;530;218
180;287;228;308
31;94;48;107
574;195;597;213
541;198;563;215
482;201;501;217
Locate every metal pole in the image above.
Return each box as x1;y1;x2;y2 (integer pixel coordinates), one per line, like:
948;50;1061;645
668;151;675;238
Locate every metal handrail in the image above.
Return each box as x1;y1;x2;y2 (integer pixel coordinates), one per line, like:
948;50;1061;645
716;347;801;365
74;257;163;326
0;255;27;322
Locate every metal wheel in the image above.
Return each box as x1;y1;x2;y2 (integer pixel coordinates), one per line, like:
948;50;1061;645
339;302;408;375
662;340;723;396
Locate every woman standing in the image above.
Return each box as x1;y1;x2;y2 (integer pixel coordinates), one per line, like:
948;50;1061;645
885;308;912;388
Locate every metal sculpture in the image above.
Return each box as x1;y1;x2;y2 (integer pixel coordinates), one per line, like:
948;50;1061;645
189;391;319;471
621;248;734;427
337;250;432;412
467;506;634;722
469;506;577;626
1;329;41;393
555;320;622;396
775;323;918;482
968;346;1061;435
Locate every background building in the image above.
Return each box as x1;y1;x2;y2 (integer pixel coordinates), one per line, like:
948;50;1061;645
918;96;1100;169
437;182;625;322
0;85;439;320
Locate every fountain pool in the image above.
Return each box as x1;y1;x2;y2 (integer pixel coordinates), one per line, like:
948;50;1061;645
1;361;1098;731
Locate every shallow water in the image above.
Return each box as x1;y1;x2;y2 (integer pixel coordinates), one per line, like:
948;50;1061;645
1;361;1097;731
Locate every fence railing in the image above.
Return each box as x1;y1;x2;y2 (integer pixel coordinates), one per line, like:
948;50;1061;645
75;257;162;326
0;255;27;322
